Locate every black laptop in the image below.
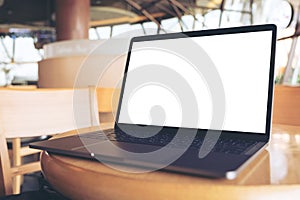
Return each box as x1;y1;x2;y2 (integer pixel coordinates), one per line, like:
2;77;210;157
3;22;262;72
30;24;277;179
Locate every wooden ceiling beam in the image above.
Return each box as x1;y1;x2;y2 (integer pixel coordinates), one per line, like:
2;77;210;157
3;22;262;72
89;12;165;27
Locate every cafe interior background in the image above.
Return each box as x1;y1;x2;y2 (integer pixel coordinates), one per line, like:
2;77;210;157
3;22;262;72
1;0;300;198
0;0;299;88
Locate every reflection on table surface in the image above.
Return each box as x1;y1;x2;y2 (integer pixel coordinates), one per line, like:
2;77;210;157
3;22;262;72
269;124;300;184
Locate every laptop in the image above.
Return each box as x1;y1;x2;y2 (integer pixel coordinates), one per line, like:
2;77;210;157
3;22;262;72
30;24;277;179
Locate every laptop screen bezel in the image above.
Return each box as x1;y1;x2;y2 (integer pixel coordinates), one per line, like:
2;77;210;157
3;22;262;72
114;24;277;142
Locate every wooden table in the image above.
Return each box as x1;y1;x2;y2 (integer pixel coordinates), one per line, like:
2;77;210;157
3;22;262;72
40;124;300;200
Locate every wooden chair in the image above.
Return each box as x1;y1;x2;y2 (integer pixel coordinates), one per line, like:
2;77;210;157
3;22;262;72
272;85;300;126
0;87;99;196
96;87;120;123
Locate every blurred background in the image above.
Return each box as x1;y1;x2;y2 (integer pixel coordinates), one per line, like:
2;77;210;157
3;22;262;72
0;0;299;86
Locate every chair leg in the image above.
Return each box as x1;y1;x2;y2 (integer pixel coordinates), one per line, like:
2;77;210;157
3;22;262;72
12;138;22;194
12;176;22;194
0;133;13;196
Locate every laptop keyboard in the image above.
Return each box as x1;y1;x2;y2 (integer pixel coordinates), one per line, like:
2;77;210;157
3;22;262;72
80;129;258;155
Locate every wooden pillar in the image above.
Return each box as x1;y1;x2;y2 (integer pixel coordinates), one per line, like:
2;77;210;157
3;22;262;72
55;0;90;41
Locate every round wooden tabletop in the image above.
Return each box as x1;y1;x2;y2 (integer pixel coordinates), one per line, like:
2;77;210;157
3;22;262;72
41;124;300;200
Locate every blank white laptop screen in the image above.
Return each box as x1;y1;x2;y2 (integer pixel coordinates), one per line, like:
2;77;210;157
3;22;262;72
118;30;273;134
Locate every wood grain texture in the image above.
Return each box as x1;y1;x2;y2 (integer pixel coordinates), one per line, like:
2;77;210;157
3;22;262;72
273;85;300;126
41;124;300;200
0;88;99;138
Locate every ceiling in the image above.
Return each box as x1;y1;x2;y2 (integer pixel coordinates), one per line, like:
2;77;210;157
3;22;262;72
0;0;53;26
1;0;299;34
0;0;205;29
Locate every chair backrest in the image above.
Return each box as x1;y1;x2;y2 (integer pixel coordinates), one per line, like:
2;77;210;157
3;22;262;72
96;87;121;123
272;85;300;126
0;87;99;196
0;88;99;139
